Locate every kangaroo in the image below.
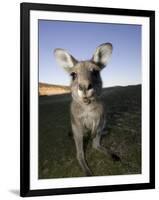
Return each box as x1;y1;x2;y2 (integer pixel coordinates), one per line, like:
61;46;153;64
54;43;119;176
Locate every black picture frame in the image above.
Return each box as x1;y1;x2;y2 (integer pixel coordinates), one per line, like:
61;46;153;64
20;2;155;197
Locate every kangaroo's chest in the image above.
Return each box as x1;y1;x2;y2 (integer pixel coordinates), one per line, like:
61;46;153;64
79;105;104;132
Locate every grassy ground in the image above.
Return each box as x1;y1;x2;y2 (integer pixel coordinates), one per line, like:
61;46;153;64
38;85;141;179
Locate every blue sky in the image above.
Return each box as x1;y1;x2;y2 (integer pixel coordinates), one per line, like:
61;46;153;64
39;20;141;87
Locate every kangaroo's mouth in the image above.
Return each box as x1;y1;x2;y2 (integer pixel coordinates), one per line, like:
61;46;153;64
83;97;94;104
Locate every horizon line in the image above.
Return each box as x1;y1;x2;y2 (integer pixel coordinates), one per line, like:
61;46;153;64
39;81;141;88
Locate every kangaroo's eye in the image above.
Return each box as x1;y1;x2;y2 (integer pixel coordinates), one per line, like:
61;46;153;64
70;72;77;80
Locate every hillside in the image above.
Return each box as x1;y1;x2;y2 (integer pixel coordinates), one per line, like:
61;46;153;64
39;82;70;96
39;84;141;178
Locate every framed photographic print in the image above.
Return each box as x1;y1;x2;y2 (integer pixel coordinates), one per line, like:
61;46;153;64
20;2;155;197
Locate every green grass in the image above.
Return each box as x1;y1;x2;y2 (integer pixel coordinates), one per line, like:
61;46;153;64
38;85;141;178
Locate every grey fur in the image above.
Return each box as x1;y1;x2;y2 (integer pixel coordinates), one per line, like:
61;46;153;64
54;43;115;176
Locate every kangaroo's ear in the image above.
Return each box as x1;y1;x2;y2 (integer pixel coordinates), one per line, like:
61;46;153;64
54;48;78;73
92;43;113;69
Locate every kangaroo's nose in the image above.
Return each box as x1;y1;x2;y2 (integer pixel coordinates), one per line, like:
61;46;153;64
87;83;93;90
79;83;93;91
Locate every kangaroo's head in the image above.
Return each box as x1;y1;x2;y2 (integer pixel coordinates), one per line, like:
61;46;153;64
54;43;113;105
